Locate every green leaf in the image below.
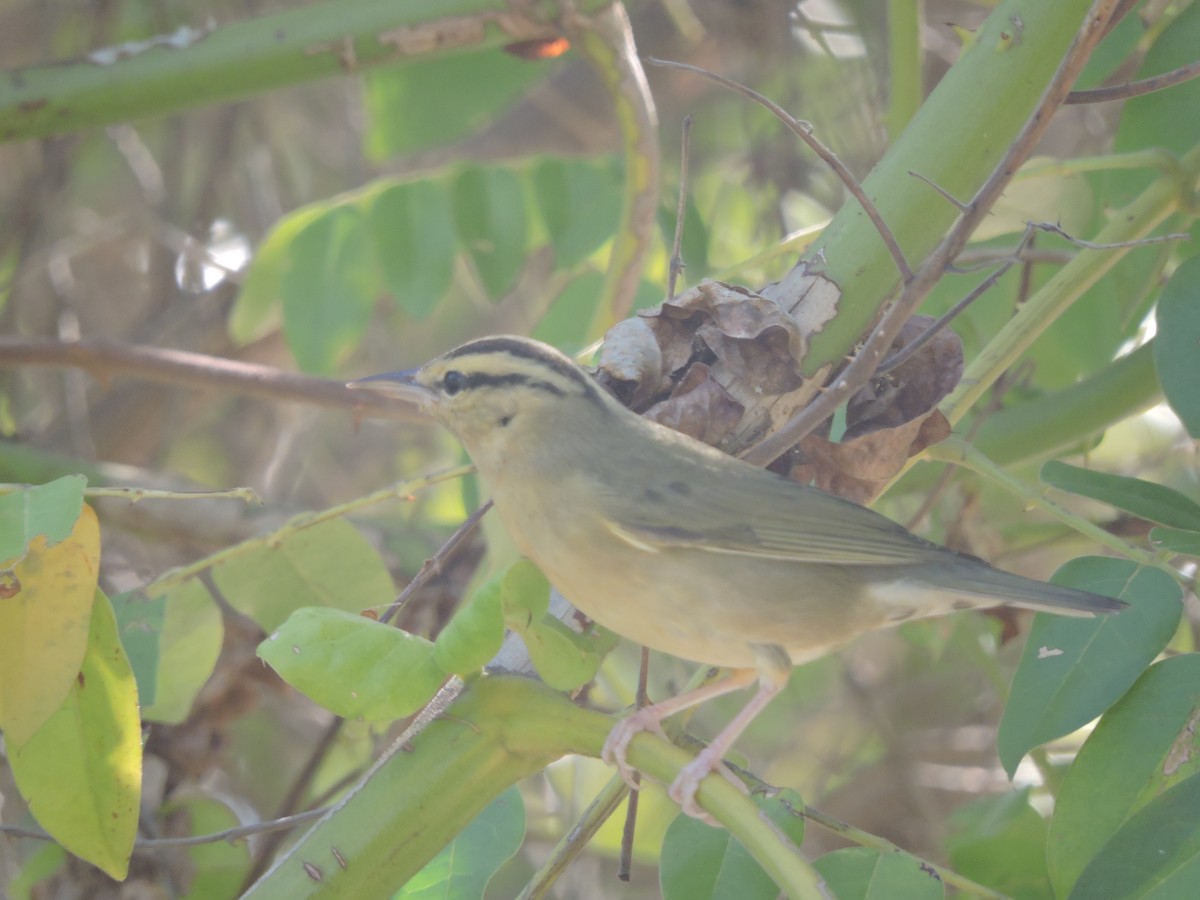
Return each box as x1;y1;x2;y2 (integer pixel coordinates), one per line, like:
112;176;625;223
497;560;615;691
0;503;98;746
369;180;456;319
4;842;65;900
142;578;223;724
1048;654;1200;897
518;616;600;692
1074;9;1143;89
1069;772;1200;900
161;795;252;900
1108;3;1200;206
1154;255;1200;438
660;790;806;900
1041;459;1200;529
109;589;166;708
946;789;1052;899
532;159;622;268
452;166;527;297
1151;526;1200;557
500;558;551;622
813;847;945;900
258;607;445;721
229;202;329;345
997;559;1181;777
363;53;554;159
281;205;379;375
0;474;86;568
433;576;504;676
211;518;396;632
395;787;525;899
8;590;141;881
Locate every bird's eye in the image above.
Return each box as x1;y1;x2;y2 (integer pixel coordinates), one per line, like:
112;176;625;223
442;370;467;396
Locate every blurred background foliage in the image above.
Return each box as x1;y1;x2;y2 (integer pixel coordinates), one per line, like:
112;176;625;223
1;0;1198;897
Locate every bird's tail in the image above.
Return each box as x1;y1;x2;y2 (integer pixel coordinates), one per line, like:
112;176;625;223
922;562;1127;617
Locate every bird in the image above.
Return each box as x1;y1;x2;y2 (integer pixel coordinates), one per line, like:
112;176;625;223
352;334;1126;820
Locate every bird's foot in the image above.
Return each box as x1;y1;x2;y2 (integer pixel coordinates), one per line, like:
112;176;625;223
601;709;667;791
668;746;749;826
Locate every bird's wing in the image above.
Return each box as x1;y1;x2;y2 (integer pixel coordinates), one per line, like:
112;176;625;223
597;463;947;566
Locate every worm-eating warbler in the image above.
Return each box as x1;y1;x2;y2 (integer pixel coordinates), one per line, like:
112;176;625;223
354;335;1125;819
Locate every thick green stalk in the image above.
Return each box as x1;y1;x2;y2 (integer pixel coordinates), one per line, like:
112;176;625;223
0;0;612;143
973;340;1161;467
804;0;1097;374
885;0;923;138
242;675;826;899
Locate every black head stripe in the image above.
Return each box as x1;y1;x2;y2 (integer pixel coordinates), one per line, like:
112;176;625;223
460;371;566;397
443;338;606;407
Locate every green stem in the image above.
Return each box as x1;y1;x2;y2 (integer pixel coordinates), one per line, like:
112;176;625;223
971;340;1161;467
798;803;1009;899
146;464;473;594
244;675;827;899
0;0;613;144
571;4;660;335
517;773;629;900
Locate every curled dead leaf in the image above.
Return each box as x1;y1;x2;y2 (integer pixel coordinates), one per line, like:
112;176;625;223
846;315;963;436
790;409;953;504
642;363;745;446
595;317;665;409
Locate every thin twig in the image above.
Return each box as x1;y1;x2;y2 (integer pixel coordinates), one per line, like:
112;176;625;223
1032;220;1190;250
241;718;346;888
877;228;1037;376
569;3;660;330
0;336;423;421
667;117;693;300
381;499;493;625
878;207;1184;387
618;646;652;881
1066;58;1200;104
646;57;913;283
0;483;261;504
0;808;329;850
144;464;474;596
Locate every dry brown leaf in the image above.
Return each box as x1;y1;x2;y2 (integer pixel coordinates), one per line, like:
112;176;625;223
642;362;745;445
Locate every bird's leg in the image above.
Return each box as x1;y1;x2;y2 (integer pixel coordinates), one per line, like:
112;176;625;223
668;645;792;821
601;667;759;793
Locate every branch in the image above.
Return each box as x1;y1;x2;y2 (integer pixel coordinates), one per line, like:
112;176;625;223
0;0;619;143
1066;58;1200;104
647;57;912;282
0;336;423;421
570;2;660;332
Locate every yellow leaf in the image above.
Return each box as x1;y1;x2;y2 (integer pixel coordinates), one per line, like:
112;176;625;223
0;504;99;745
10;590;142;880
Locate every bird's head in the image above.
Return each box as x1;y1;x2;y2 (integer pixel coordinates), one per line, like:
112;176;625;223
351;336;616;469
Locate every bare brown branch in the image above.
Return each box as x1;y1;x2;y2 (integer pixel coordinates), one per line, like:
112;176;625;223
0;337;424;422
1066;58;1200;104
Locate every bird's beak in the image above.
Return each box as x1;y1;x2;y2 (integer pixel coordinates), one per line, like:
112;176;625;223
348;369;432;406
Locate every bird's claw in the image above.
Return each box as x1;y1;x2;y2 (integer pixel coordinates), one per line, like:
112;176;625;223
604;713;748;825
667;747;748;826
601;709;667;791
